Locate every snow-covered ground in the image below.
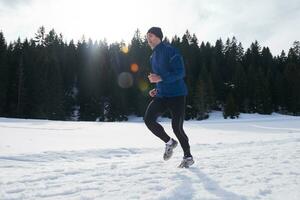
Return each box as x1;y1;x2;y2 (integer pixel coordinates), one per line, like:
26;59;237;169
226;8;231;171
0;112;300;200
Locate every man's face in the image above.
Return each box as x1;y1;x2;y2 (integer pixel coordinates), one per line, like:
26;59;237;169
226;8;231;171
147;33;161;49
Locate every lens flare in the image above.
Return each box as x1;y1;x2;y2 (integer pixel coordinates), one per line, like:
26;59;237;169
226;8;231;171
130;63;139;73
118;72;133;88
121;45;129;54
138;79;149;92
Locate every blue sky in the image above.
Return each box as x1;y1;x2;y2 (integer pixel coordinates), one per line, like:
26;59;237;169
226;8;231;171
0;0;299;55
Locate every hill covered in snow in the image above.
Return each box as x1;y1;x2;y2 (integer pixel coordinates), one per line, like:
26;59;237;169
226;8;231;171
1;112;300;199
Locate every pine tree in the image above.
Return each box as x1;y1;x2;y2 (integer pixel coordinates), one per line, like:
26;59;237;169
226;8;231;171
194;79;209;120
223;92;239;119
34;26;46;47
212;39;225;104
233;62;247;112
0;31;9;115
62;40;79;119
128;29;148;116
5;38;24;116
22;39;38;118
271;57;284;112
40;30;65;119
256;69;272;114
193;65;211;120
284;62;300;115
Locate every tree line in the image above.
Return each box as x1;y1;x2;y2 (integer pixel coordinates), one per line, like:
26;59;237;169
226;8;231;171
0;27;299;121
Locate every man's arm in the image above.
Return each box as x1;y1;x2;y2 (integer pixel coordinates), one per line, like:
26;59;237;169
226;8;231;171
160;49;185;83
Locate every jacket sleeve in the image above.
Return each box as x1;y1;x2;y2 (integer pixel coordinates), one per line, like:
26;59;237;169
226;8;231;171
160;48;185;83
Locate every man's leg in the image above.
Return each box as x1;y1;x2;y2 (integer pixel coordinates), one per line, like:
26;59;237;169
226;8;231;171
167;96;192;157
144;98;170;143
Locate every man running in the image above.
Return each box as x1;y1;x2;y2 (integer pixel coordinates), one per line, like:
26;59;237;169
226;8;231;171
144;27;194;168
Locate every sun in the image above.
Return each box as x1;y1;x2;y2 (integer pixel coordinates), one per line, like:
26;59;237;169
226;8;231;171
49;0;144;43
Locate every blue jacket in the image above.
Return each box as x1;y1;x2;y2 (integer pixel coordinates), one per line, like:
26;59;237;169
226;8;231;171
150;42;188;97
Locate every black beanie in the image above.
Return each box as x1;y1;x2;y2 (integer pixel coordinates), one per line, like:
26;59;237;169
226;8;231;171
147;27;163;41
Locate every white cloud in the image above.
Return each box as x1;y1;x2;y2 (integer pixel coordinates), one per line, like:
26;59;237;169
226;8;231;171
0;0;32;8
0;0;299;55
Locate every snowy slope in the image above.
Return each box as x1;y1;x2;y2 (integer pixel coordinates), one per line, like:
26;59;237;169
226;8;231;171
0;112;300;200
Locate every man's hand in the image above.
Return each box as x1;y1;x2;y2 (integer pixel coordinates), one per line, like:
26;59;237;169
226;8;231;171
149;88;157;97
148;73;162;83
